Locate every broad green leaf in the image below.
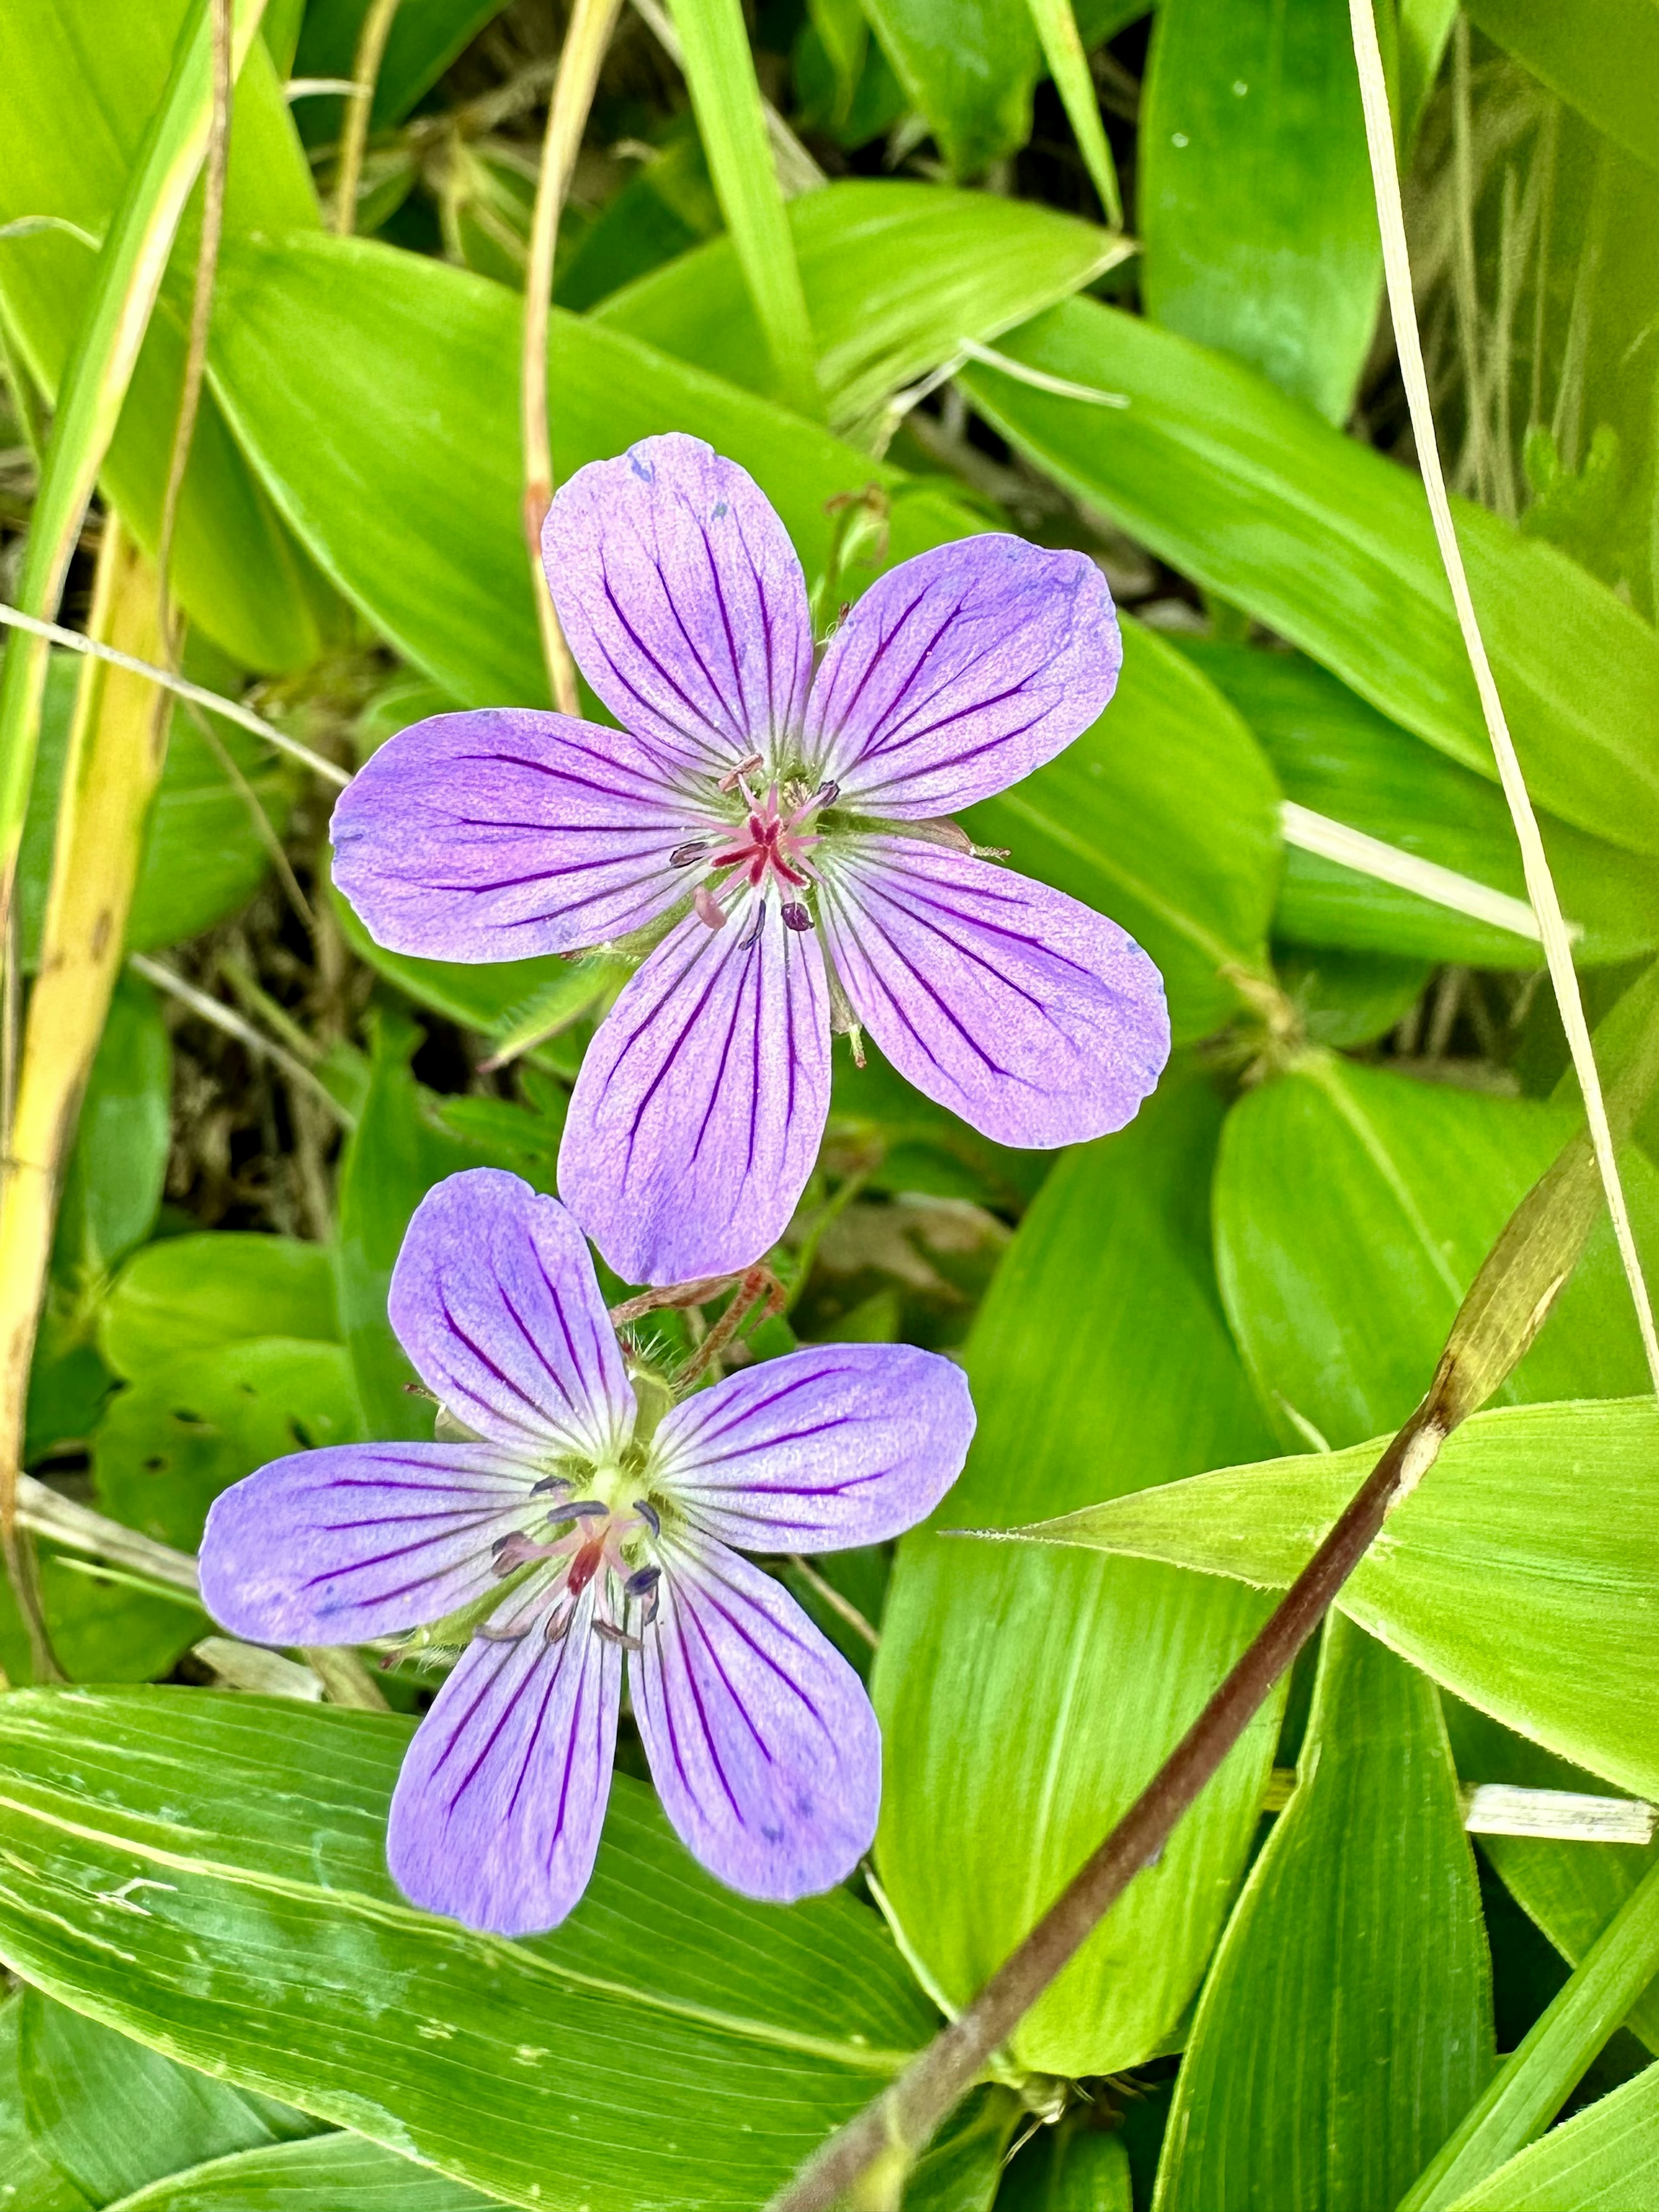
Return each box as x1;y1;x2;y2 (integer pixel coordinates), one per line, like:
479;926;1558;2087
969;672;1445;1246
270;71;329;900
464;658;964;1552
1465;0;1659;177
963;621;1281;1045
1141;0;1379;422
861;0;1041;176
1212;1052;1659;1451
959;298;1659;858
206;229;981;713
1444;1702;1659;2055
1001;2123;1132;2211
874;1068;1284;2075
1444;2061;1659;2211
93;1339;365;1551
20;1990;319;2205
668;0;818;416
0;1547;203;1692
107;2133;499;2211
1181;642;1659;969
595;178;1124;434
0;0;328;674
902;2088;1023;2212
54;972;172;1287
1014;1396;1659;1803
1154;1614;1492;2212
0;1996;87;2212
100;1235;340;1381
18;652;293;967
1274;946;1432;1050
0;1691;936;2212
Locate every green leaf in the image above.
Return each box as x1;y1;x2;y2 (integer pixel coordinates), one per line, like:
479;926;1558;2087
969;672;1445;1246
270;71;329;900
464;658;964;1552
1012;1396;1659;1803
667;0;819;415
1464;0;1659;177
963;620;1281;1045
54;971;172;1287
901;2087;1023;2212
1141;0;1379;421
860;0;1041;177
1024;0;1122;226
1181;642;1659;969
0;1691;936;2212
1444;1702;1659;2056
0;1546;203;1691
100;1234;340;1381
0;1994;90;2212
18;652;293;967
0;0;328;675
1443;2060;1659;2211
594;177;1124;435
1274;946;1432;1050
205;229;982;713
20;1990;320;2206
292;0;507;133
1000;2121;1132;2211
959;297;1659;858
1153;1613;1492;2212
873;1068;1284;2075
106;2132;501;2211
93;1339;365;1551
1212;1053;1659;1452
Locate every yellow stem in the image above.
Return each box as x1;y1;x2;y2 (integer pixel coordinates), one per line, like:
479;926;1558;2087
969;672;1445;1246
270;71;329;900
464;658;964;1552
334;0;403;237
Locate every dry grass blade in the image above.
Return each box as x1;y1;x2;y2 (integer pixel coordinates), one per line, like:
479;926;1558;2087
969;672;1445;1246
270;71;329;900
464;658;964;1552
333;0;404;237
1348;0;1659;1393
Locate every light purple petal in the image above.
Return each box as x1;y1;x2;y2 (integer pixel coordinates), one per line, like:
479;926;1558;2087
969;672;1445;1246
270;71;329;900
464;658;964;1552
387;1582;620;1935
801;537;1120;818
390;1169;636;1456
652;1344;974;1552
818;837;1169;1148
199;1441;535;1646
542;435;813;780
559;890;830;1286
331;709;714;961
631;1532;879;1902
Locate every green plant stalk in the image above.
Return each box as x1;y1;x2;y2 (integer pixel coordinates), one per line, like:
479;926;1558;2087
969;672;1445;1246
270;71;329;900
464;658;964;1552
1023;0;1122;227
764;980;1659;2211
667;0;821;416
0;0;269;976
1398;1856;1659;2210
333;0;403;236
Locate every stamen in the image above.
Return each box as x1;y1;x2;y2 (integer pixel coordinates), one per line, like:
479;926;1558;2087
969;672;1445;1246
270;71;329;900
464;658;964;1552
669;839;709;867
631;1500;661;1537
566;1540;605;1598
553;1499;609;1520
694;884;728;931
530;1472;573;1495
737;899;766;951
626;1563;662;1595
593;1620;642;1650
478;1620;532;1643
717;750;766;793
782;901;813;932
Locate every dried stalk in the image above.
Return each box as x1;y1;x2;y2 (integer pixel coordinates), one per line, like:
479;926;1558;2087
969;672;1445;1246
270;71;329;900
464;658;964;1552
765;987;1659;2210
333;0;403;237
521;0;622;717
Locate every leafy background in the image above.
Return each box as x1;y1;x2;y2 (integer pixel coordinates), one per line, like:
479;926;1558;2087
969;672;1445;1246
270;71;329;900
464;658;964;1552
2;0;1659;2205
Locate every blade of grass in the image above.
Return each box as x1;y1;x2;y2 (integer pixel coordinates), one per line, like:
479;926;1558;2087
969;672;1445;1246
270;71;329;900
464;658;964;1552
1348;0;1659;1391
332;0;403;235
1023;0;1122;227
522;0;623;717
666;0;821;416
763;985;1659;2211
1398;1856;1659;2210
629;0;825;197
0;0;270;985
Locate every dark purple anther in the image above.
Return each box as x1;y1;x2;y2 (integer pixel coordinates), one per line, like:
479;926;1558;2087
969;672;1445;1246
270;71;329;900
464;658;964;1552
669;840;708;867
555;1498;608;1520
632;1498;661;1535
625;1564;661;1596
782;901;812;932
530;1472;572;1494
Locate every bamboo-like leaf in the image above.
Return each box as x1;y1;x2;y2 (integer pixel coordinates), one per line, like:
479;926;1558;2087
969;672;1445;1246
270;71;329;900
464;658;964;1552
1023;0;1121;225
665;0;820;415
0;0;270;932
1441;2061;1659;2212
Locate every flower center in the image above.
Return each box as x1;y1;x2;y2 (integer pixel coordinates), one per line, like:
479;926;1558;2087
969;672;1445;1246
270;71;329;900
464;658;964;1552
483;1481;662;1652
674;769;839;936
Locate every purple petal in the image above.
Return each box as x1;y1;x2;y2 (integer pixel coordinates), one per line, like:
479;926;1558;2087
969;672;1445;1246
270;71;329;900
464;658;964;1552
387;1582;620;1935
558;891;830;1285
818;836;1169;1148
653;1344;974;1552
199;1441;534;1646
390;1170;636;1455
631;1532;879;1901
331;709;713;961
542;435;813;780
801;537;1120;817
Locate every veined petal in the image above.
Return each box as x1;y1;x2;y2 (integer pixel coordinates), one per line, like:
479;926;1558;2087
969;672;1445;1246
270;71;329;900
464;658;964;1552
802;537;1119;817
390;1170;636;1457
388;1582;621;1935
199;1441;535;1646
652;1344;974;1552
331;709;711;961
542;435;813;779
631;1533;879;1902
559;889;830;1286
818;837;1169;1148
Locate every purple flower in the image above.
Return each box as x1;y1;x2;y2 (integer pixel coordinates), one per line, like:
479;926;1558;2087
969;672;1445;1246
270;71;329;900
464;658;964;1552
333;434;1170;1285
198;1168;974;1937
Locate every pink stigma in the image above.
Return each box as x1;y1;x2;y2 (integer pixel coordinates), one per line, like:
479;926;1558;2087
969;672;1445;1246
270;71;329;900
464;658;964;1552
709;782;821;896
